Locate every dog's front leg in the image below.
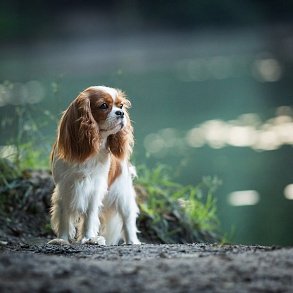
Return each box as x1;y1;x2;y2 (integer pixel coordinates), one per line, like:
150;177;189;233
80;192;106;245
48;200;72;245
119;195;141;245
121;213;141;245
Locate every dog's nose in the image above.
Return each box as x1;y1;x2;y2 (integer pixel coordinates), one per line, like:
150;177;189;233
115;110;124;117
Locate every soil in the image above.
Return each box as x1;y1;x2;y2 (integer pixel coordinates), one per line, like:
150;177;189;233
0;169;292;292
0;241;293;292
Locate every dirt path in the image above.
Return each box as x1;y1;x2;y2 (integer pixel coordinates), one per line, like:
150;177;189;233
0;241;292;292
0;169;292;292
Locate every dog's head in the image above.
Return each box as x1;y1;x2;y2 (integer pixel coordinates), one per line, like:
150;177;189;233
55;86;133;163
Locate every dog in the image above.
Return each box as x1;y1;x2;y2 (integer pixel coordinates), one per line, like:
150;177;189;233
48;86;140;245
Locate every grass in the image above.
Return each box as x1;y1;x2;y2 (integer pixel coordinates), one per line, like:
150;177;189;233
136;165;221;243
0;156;222;243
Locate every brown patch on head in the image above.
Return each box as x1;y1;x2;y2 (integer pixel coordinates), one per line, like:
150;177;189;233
107;90;134;159
85;88;114;124
116;89;131;109
108;154;122;187
55;90;100;163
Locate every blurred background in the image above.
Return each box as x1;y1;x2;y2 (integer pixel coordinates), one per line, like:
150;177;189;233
0;0;292;245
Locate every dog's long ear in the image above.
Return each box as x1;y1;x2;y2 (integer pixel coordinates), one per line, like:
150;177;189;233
108;95;134;159
56;93;100;163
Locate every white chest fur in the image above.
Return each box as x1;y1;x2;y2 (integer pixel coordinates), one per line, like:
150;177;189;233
52;150;110;214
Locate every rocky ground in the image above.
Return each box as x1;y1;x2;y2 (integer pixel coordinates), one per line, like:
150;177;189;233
0;240;293;292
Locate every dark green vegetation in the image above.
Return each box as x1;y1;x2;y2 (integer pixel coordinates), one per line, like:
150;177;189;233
0;157;220;244
2;0;293;41
136;165;221;243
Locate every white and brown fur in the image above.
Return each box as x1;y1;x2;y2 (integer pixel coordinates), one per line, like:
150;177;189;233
49;86;140;245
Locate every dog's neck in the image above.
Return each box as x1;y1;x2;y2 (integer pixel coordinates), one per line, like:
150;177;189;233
99;137;108;150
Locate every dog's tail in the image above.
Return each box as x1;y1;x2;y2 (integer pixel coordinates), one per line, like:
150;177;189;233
101;211;123;245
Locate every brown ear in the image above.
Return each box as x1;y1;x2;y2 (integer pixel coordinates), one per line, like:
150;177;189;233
56;93;99;162
107;110;134;160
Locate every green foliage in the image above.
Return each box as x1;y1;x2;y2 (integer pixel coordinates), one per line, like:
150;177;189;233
0;158;222;243
136;165;221;243
0;81;56;171
0;158;20;186
17;142;49;170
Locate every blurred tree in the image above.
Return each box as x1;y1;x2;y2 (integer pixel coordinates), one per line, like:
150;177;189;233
1;0;293;40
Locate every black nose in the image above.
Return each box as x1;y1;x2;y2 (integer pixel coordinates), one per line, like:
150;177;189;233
115;110;124;117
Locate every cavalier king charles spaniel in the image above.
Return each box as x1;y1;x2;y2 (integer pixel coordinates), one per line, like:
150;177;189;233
48;86;140;245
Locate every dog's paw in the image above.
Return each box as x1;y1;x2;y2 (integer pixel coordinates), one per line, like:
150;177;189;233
126;239;141;245
81;236;106;246
47;238;70;245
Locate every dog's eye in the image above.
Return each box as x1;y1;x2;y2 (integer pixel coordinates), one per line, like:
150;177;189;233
119;104;123;109
99;103;108;110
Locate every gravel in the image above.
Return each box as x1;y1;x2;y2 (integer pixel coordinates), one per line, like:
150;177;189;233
0;241;292;292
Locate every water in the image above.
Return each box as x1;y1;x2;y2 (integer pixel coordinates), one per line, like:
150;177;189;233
0;28;292;245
